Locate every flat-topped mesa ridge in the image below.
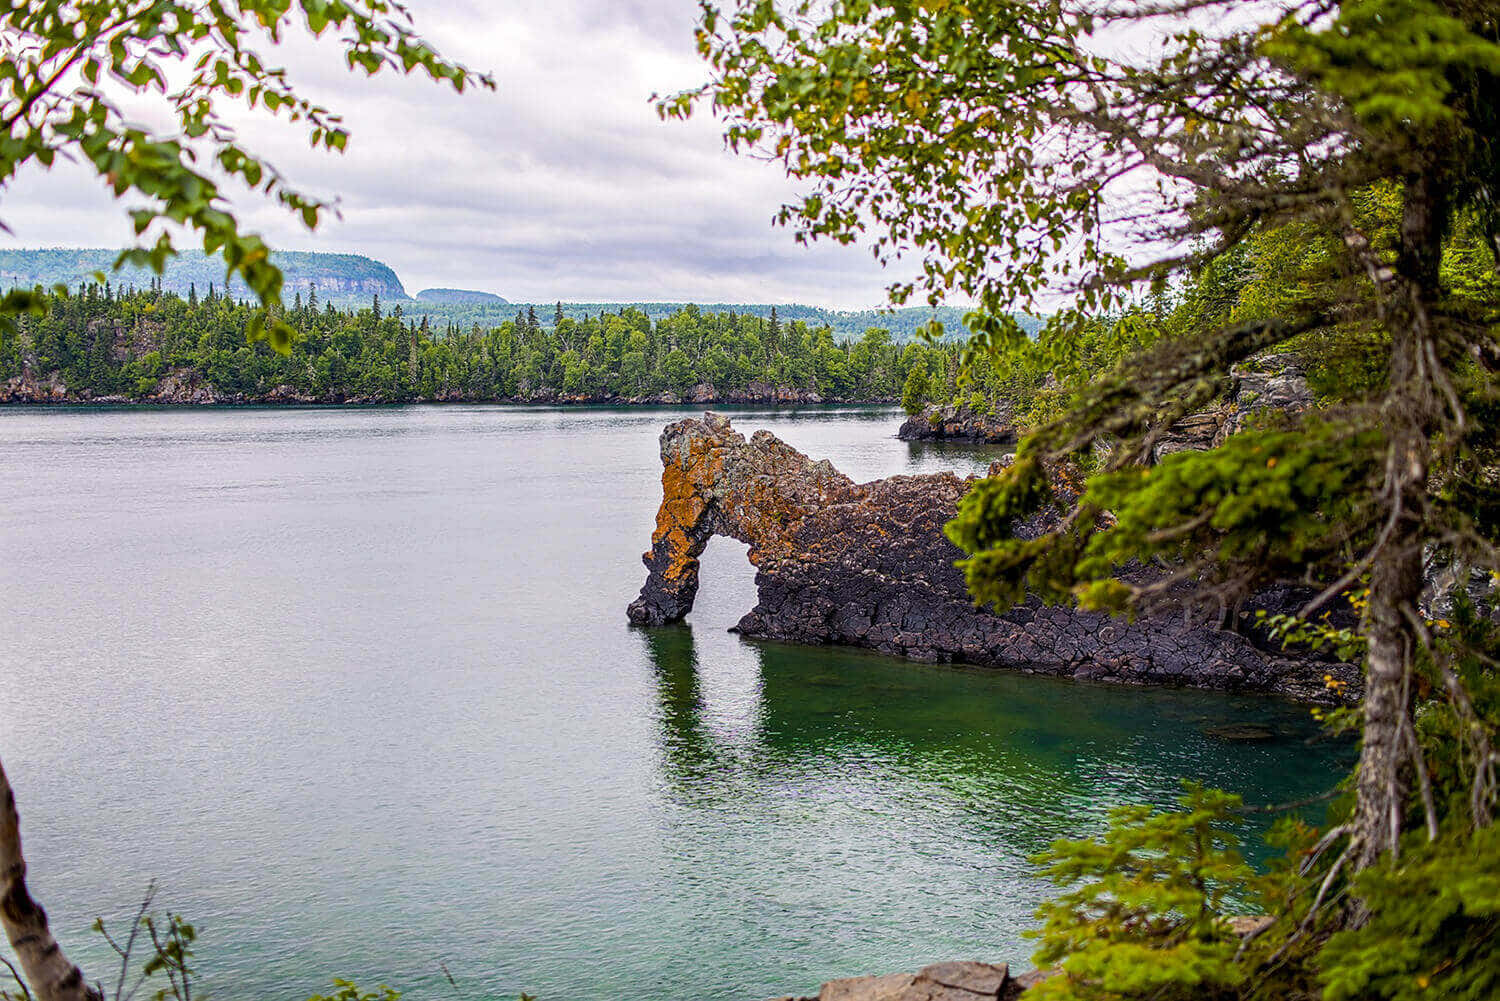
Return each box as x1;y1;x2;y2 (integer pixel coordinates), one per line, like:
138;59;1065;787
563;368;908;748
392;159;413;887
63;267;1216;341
627;414;1355;701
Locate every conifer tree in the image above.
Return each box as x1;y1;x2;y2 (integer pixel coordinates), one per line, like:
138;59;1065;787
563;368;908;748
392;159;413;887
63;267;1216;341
673;0;1500;888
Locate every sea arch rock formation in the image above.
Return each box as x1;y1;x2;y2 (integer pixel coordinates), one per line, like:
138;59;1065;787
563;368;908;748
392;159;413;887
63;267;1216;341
627;413;1349;700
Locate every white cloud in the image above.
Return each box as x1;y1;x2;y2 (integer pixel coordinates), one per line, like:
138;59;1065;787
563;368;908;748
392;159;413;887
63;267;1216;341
0;0;905;309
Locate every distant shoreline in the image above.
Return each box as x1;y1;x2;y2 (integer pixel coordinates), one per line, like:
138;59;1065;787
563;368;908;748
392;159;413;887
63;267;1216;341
0;393;903;409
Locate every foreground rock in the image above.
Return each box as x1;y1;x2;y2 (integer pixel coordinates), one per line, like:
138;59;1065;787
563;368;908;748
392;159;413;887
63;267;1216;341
770;961;1054;1001
897;403;1016;444
628;414;1356;702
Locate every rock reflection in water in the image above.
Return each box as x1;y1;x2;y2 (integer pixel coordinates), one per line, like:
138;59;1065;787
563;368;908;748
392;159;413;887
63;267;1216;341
645;623;1353;871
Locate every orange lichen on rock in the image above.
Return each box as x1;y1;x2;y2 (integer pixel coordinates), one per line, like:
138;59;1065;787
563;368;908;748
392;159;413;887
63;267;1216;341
649;436;728;584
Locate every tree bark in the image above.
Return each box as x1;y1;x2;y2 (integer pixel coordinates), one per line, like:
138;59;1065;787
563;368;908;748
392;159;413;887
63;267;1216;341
1350;170;1446;871
1354;539;1424;868
0;755;99;1001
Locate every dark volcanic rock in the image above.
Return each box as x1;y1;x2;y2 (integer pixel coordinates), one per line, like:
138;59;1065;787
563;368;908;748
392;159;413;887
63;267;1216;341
628;414;1357;701
898;403;1017;444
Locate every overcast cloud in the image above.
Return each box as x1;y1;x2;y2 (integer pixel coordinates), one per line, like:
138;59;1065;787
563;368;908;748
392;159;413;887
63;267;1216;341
0;0;904;308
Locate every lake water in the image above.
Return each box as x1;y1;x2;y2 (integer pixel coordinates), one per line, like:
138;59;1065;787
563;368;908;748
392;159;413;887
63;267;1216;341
0;405;1349;1001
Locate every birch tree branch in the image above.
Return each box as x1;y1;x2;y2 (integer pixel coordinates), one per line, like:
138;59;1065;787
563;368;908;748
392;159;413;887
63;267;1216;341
0;755;99;1001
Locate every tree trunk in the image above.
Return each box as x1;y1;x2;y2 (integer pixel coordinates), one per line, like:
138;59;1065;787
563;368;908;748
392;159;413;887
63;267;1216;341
0;755;99;1001
1350;171;1446;870
1354;541;1425;868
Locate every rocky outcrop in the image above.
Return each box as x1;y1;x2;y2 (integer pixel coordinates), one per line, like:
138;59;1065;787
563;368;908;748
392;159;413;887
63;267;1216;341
772;917;1276;1001
628;414;1356;701
1227;353;1315;432
1;372;71;403
898;403;1016;444
770;920;1272;1001
771;961;1030;1001
149;368;226;404
691;381;834;405
1152;354;1316;461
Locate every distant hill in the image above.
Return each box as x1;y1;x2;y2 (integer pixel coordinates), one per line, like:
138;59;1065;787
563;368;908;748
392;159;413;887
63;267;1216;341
416;288;509;305
407;301;1041;342
0;248;408;303
0;247;1039;342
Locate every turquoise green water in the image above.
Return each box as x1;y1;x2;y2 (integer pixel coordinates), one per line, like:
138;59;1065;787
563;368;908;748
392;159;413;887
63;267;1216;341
0;406;1349;1001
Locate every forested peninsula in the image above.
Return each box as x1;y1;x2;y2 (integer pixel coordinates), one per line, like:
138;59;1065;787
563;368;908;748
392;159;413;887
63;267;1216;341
0;283;964;405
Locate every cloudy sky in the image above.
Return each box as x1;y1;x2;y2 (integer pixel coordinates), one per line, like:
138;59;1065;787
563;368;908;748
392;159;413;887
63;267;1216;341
0;1;902;308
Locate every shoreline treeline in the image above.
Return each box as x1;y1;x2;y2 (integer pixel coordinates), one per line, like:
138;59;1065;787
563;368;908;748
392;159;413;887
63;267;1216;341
0;283;964;404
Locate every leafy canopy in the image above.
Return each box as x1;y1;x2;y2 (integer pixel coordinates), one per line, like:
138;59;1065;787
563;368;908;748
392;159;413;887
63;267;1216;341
0;0;493;346
678;0;1500;992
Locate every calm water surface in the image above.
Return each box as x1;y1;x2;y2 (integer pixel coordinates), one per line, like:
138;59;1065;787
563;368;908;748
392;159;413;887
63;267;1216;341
0;406;1348;1001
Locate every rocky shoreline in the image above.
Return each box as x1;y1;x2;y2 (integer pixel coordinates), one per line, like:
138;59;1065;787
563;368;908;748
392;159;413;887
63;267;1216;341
766;916;1275;1000
627;413;1357;703
0;372;891;407
770;960;1044;1001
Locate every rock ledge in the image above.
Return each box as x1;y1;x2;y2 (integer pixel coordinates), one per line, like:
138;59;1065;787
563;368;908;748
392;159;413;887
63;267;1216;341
770;961;1046;1001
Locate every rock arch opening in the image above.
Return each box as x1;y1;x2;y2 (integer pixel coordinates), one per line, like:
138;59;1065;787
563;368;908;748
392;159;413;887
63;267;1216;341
690;537;757;630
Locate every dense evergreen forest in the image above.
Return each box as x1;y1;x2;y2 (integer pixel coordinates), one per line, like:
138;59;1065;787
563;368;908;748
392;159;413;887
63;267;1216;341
0;282;963;404
398;299;1021;343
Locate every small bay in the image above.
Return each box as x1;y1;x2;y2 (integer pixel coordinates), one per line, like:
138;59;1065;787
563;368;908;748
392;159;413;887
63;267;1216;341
0;405;1349;1001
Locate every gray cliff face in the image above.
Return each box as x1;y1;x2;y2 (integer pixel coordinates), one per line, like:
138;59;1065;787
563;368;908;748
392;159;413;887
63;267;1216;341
628;414;1357;702
1153;354;1318;459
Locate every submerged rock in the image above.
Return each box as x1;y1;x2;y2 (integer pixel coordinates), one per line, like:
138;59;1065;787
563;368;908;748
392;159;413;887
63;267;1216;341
1204;723;1279;742
628;414;1357;701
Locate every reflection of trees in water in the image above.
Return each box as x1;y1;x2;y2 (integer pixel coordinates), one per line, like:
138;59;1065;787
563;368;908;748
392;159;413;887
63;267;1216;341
643;625;1353;861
